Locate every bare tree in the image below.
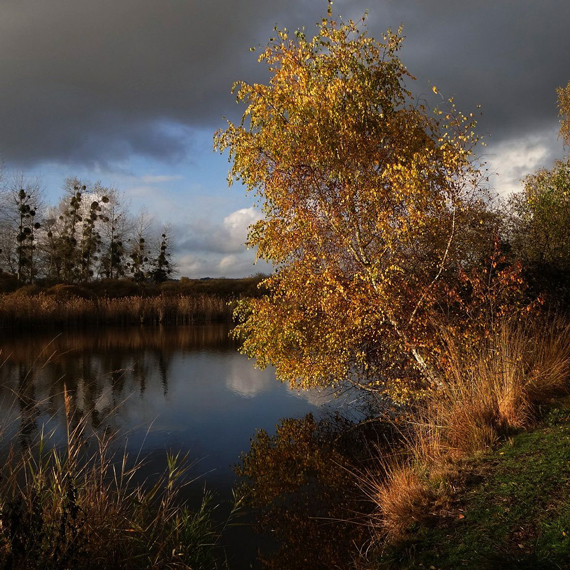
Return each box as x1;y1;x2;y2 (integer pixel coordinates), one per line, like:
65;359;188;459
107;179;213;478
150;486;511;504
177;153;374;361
99;189;131;279
0;172;43;282
127;211;153;282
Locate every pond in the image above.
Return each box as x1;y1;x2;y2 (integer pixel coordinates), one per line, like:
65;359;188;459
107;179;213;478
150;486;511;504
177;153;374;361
0;323;342;568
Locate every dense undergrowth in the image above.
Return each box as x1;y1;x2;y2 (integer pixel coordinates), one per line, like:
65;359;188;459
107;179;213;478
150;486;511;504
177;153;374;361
375;404;570;569
0;276;266;299
358;317;570;568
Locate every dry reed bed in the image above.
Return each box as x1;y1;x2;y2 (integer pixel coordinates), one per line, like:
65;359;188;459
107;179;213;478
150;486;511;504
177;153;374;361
0;324;234;363
363;318;570;544
0;293;234;328
0;390;232;569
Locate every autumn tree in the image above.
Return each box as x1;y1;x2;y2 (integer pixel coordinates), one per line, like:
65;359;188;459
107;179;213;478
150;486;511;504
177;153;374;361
509;161;570;270
558;80;570;149
215;9;484;397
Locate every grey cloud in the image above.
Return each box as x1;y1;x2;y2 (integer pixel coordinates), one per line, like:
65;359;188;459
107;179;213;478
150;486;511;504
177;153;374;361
0;0;326;167
1;0;569;167
485;125;564;196
372;1;570;144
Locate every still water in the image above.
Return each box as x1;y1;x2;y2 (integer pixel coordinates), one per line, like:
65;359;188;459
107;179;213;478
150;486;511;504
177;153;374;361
0;324;338;567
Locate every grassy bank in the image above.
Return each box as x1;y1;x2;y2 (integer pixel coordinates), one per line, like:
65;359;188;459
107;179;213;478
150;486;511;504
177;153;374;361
375;404;570;569
360;318;570;568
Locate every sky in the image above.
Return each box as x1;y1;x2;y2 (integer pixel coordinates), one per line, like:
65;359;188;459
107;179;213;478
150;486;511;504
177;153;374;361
0;0;568;278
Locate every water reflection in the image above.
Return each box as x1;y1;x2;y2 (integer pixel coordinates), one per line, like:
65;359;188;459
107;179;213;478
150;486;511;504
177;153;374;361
236;412;392;570
0;325;333;492
0;325;366;569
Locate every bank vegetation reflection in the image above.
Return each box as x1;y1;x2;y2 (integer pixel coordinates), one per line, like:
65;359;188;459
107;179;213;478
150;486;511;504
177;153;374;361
0;324;257;447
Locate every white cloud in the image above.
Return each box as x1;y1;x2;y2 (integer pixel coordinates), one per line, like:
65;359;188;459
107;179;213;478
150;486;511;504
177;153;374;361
485;127;561;197
211;207;263;253
140;174;183;184
182;207;271;277
176;206;263;255
176;249;271;279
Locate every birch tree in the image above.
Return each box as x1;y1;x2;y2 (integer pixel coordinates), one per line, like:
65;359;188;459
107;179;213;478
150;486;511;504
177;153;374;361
215;9;483;397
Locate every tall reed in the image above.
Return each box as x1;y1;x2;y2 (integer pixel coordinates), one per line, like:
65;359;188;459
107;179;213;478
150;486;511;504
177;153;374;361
0;387;237;569
362;317;570;543
0;293;234;329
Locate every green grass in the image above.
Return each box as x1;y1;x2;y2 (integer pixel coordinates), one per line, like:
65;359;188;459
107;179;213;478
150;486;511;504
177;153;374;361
377;405;570;569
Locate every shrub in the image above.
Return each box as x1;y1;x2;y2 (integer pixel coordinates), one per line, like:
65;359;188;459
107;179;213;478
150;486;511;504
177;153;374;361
46;284;96;301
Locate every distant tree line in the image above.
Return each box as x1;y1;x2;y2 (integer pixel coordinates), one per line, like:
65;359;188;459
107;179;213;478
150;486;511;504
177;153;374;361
0;176;174;285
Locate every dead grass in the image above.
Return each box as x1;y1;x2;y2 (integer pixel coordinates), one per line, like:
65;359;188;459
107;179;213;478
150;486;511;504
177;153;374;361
0;293;234;328
364;316;570;545
0;387;235;569
362;460;433;543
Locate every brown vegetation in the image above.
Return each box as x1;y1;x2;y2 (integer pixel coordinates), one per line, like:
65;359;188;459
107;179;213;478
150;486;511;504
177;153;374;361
364;317;570;544
0;292;234;329
0;276;267;329
0;390;232;569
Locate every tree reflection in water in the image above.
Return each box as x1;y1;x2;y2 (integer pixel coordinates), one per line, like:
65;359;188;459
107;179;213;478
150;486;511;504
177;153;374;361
0;324;238;449
0;325;387;567
236;412;398;569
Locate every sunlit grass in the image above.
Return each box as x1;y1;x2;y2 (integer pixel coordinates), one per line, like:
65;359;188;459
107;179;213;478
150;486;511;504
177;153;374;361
0;385;238;569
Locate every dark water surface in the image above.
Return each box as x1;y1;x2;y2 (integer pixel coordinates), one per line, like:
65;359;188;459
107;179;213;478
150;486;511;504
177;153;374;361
0;324;339;568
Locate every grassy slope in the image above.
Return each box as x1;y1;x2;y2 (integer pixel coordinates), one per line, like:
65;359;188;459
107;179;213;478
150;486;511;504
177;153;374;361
378;405;570;570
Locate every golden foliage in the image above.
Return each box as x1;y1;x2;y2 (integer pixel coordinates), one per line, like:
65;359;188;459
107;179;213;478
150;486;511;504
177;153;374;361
558;80;570;148
215;10;495;396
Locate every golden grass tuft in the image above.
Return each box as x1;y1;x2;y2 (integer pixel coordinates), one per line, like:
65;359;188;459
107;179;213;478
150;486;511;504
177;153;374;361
363;316;570;546
364;461;432;543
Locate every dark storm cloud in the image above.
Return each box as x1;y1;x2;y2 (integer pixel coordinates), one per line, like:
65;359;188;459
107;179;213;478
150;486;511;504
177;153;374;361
0;0;324;166
372;0;570;144
1;0;569;167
